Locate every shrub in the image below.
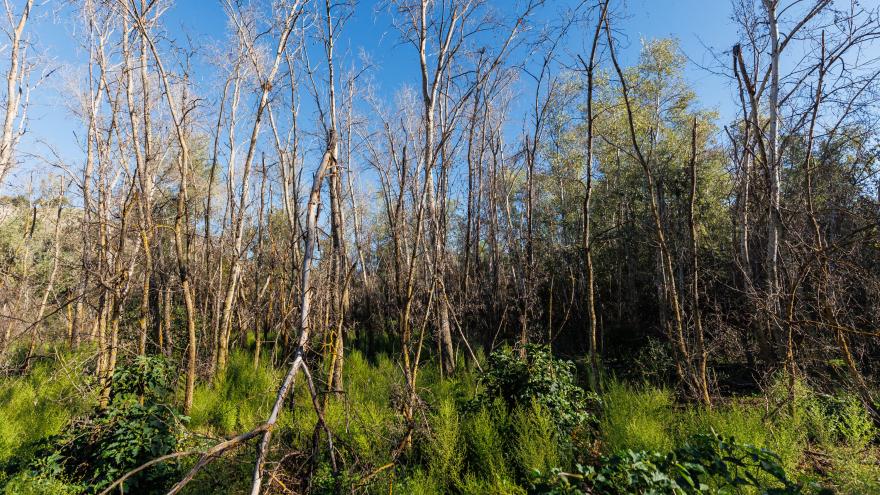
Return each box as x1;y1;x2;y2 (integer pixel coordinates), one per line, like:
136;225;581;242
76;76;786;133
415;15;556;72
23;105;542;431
799;391;880;493
425;398;464;481
280;351;404;488
676;398;804;475
462;402;509;482
189;351;277;435
0;472;80;495
311;393;402;486
398;468;442;495
629;337;677;385
476;344;599;431
0;351;94;465
175;453;254;495
15;355;188;494
530;432;802;494
345;350;400;407
818;394;875;450
458;474;525;495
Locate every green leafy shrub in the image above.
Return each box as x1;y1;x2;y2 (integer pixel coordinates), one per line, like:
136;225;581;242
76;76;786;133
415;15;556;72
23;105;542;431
476;344;599;431
0;472;80;495
278;350;404;492
311;462;361;495
629;337;677;385
174;453;254;495
458;474;525;495
805;393;876;450
799;391;880;493
398;468;442;495
425;398;464;481
676;399;804;476
16;355;188;494
530;432;802;494
462;402;510;482
336;351;403;468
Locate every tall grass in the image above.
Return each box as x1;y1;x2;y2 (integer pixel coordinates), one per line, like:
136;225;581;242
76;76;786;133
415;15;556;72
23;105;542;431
0;348;95;465
511;402;563;477
188;351;278;435
599;379;675;453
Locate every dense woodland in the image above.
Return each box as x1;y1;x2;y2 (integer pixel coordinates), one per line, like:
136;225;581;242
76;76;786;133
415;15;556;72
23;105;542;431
1;0;880;493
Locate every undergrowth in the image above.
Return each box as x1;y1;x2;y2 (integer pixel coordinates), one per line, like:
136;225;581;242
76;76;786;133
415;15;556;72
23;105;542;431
189;351;278;435
0;346;878;494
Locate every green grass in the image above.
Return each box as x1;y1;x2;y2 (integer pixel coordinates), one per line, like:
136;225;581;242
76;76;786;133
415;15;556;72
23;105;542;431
0;347;95;465
599;379;676;453
188;351;279;435
462;402;509;482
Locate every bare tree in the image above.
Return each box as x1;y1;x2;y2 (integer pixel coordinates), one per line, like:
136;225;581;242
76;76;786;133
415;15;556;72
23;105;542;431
0;0;35;184
216;0;305;373
576;0;608;391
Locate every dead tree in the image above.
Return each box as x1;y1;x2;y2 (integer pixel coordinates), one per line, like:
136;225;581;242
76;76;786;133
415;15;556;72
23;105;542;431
120;0;200;413
0;0;34;184
216;0;305;373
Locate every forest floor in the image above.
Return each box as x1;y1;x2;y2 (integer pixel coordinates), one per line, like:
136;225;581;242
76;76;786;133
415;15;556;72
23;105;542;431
1;344;879;494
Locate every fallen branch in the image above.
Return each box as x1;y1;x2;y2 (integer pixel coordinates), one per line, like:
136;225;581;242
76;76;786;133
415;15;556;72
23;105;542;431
249;129;338;495
98;425;269;495
165;424;270;495
354;462;395;489
97;451;198;495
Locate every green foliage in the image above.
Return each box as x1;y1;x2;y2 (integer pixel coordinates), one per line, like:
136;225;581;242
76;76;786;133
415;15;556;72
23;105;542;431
797;388;880;494
189;351;277;435
112;353;176;401
0;194;80;318
629;337;677;385
173;454;254;495
0;348;95;495
311;462;361;495
3;349;875;494
0;357;92;465
600;379;675;453
676;400;804;475
425;398;464;481
476;344;599;431
346;350;401;406
530;432;802;495
511;402;563;477
280;350;404;491
462;402;509;482
10;355;188;494
458;474;525;495
804;393;876;450
334;351;403;468
398;468;443;495
0;472;80;495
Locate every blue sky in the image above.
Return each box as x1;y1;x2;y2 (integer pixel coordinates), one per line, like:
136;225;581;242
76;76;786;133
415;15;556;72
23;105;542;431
13;0;742;193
